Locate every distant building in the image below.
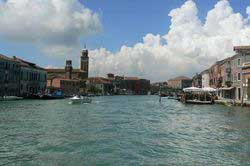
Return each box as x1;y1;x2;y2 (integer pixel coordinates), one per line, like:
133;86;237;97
218;58;234;99
13;57;47;96
219;57;232;87
192;73;202;88
208;60;225;89
86;77;113;95
46;49;89;96
0;54;47;97
167;76;192;89
242;62;250;102
201;69;209;88
47;77;81;96
46;49;89;80
0;54;21;97
233;46;250;102
120;77;150;95
86;75;150;95
229;53;242;100
107;73;115;80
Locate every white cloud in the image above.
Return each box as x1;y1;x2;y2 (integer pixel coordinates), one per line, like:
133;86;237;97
0;0;101;56
89;0;250;82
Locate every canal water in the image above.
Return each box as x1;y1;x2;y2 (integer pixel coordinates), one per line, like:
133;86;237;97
0;96;249;165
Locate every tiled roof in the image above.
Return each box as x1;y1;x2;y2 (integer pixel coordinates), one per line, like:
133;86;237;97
87;77;111;84
234;46;250;51
46;69;65;73
48;76;80;81
46;68;86;73
13;57;45;70
0;54;13;61
124;77;139;81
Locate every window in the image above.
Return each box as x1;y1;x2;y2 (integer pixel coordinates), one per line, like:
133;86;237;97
237;73;241;81
237;58;241;67
21;71;23;80
238;88;241;100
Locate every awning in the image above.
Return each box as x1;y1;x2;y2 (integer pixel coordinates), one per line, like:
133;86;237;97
202;87;217;92
183;87;217;92
183;87;201;92
219;87;235;91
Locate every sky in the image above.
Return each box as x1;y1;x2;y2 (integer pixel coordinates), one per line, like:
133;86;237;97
0;0;250;82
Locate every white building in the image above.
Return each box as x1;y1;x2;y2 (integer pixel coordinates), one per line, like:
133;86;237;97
201;69;209;88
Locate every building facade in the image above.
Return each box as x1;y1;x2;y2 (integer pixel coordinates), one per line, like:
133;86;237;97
47;77;81;96
0;54;21;97
46;49;89;80
233;46;250;102
46;49;89;96
0;54;47;97
14;57;47;96
242;62;250;102
209;61;223;89
192;73;202;88
201;69;209;88
86;77;113;95
167;76;192;89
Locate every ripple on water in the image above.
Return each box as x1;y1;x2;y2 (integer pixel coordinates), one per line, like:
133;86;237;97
0;96;250;165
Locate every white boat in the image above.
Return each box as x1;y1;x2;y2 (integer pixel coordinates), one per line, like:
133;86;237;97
69;95;92;104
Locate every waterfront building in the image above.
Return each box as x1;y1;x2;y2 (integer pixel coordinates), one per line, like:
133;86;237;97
0;54;47;97
192;73;202;88
229;53;243;100
86;75;150;95
0;54;21;97
47;77;81;96
138;79;151;95
167;76;192;90
208;60;224;89
242;62;250;102
218;58;235;99
46;49;89;96
150;82;169;95
86;77;113;95
117;77;150;95
201;69;209;88
233;46;250;103
46;49;89;80
13;57;47;96
107;73;115;80
47;60;86;96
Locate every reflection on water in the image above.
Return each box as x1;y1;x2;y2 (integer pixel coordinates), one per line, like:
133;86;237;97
0;96;249;165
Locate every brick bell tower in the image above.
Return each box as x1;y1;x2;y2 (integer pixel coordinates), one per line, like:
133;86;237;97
80;44;89;78
65;60;73;79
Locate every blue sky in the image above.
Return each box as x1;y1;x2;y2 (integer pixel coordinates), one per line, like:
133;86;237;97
0;0;250;81
0;0;248;62
81;0;248;51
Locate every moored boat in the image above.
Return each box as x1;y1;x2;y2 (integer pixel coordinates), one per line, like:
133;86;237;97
185;99;213;105
0;96;23;101
181;87;217;105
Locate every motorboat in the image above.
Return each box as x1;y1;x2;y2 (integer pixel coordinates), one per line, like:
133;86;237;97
186;99;213;105
69;95;92;104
